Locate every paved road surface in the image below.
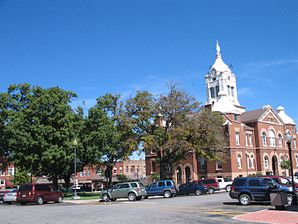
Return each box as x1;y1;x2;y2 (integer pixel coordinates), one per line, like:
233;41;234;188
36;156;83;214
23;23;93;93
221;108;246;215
0;191;272;224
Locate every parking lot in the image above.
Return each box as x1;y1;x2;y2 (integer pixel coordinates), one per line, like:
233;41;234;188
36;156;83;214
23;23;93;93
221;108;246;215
0;191;274;224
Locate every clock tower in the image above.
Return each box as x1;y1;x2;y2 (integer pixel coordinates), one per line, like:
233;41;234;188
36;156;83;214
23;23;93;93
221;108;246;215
205;41;245;114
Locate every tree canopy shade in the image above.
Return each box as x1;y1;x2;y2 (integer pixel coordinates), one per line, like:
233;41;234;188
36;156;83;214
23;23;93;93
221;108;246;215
126;84;227;179
84;93;137;187
4;84;80;190
0;82;227;187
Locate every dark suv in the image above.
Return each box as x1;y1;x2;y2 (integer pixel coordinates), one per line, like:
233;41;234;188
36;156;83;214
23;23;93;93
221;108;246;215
229;177;294;205
193;178;220;194
145;180;176;198
178;182;208;196
17;183;63;205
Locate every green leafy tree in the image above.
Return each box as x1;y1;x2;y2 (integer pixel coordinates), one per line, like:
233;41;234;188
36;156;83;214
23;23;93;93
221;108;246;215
12;169;31;186
84;93;137;187
126;84;226;179
185;107;228;160
116;174;129;182
280;160;291;170
5;84;80;190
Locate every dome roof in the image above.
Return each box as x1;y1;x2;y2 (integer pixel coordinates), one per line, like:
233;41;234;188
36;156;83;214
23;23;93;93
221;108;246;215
212;95;241;114
277;106;295;125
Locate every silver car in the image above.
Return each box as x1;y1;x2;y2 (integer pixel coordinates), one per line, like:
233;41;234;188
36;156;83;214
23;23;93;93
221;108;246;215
3;189;17;204
100;182;146;202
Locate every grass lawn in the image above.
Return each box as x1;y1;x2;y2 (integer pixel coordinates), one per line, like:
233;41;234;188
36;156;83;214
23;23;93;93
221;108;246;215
64;195;99;200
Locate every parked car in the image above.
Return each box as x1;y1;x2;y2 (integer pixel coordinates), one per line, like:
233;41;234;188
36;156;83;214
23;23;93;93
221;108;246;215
178;182;208;196
3;188;17;204
145;180;177;198
68;184;92;192
263;175;298;189
16;183;63;205
216;177;233;192
229;177;295;205
100;182;146;202
193;178;220;194
0;189;13;204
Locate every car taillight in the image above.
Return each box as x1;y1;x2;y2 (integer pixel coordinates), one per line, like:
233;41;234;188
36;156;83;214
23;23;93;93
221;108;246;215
231;185;234;192
29;192;32;196
136;188;140;192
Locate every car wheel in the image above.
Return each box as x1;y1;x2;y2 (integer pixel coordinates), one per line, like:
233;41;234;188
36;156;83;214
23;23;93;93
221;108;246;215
163;190;172;198
239;194;251;206
226;185;231;192
102;194;110;202
0;199;3;204
136;196;142;201
111;198;117;202
144;195;148;199
128;192;136;201
208;188;215;194
287;194;294;205
37;196;43;205
195;189;203;196
56;196;63;203
20;202;26;205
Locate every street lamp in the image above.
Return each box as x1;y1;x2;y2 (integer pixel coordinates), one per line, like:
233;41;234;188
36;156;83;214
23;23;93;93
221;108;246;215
284;130;297;205
72;139;80;200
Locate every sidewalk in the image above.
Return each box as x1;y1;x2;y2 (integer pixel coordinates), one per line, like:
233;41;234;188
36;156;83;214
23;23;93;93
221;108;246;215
233;206;298;224
64;199;99;204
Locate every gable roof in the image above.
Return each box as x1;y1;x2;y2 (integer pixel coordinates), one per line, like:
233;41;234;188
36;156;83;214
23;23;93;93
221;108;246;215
241;108;267;123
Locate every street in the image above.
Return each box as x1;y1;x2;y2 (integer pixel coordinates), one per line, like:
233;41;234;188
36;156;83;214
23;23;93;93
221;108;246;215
0;191;272;224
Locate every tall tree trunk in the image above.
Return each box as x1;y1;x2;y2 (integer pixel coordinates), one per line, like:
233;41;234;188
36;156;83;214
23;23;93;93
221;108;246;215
63;173;71;188
52;174;58;191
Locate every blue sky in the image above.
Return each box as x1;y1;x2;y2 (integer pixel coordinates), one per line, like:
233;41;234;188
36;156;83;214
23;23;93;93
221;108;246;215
0;0;297;125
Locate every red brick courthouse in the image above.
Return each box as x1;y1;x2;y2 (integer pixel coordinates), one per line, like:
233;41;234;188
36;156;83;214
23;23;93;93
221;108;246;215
146;42;298;183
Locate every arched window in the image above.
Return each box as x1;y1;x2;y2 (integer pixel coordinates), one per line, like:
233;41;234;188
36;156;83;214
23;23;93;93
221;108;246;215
185;166;191;183
262;132;267;146
247;154;251;169
237;154;242;169
269;130;276;147
264;156;269;168
210;87;215;98
250;154;254;168
278;134;283;147
176;167;182;184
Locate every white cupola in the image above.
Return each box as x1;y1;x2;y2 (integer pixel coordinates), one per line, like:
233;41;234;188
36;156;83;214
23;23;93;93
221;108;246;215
205;41;245;114
277;106;295;125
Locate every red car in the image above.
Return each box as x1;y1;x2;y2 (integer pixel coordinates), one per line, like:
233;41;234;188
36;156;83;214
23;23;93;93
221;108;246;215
192;178;220;194
16;183;63;205
263;176;298;188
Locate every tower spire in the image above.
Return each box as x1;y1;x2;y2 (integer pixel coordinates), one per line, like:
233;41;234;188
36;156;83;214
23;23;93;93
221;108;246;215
216;40;221;59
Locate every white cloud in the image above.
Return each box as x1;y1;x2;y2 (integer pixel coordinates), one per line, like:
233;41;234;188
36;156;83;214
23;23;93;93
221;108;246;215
239;58;298;80
237;87;253;96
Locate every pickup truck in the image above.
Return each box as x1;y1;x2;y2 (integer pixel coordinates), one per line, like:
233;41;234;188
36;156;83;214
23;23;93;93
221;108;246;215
216;177;233;192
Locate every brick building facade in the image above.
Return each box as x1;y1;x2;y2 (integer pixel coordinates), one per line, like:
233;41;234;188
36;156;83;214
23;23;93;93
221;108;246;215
146;42;298;183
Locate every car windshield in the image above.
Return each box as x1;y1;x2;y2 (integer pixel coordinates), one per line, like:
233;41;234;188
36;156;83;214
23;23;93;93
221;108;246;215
280;178;290;185
19;184;32;191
